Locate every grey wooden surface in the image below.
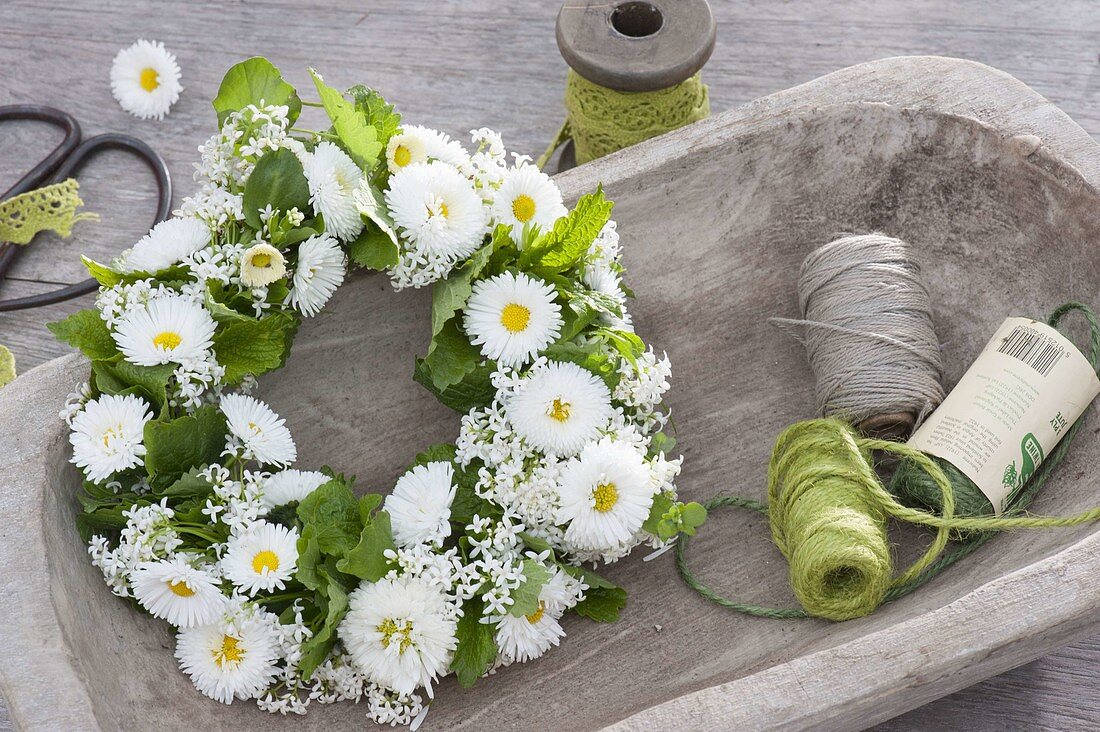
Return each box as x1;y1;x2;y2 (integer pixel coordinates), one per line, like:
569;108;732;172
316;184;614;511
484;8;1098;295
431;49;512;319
1;1;1099;729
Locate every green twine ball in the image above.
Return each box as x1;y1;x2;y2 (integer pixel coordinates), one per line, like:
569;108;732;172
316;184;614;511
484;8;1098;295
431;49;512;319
768;419;894;621
891;456;994;518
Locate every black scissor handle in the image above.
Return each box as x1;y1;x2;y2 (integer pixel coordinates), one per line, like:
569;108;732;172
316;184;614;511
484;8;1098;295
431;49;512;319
0;125;173;312
0;105;82;199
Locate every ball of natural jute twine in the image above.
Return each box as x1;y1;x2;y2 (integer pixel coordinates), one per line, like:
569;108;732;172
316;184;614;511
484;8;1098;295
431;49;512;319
772;233;945;439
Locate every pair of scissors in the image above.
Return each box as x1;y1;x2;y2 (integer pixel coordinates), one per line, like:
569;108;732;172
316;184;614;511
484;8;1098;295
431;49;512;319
0;105;173;312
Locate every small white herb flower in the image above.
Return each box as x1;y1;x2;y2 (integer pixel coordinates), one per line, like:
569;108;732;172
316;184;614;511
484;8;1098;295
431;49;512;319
222;521;300;595
556;437;656;552
220;394;297;467
304;141;364;241
69;393;153;483
130;556;225;628
464;271;562;367
175;605;282;704
385;461;456;548
506;360;613;457
118;218;210;273
239;243;286;287
340;575;458;696
110;39;182;120
491;164;567;244
261;469;329;508
385;161;488;261
287;233;346;317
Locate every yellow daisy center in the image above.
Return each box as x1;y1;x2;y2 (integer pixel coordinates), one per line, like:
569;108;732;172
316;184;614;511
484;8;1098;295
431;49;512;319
212;635;244;668
139;67;160;92
393;144;412;167
378;618;415;654
252;550;280;574
593;482;619;513
167;580;195;597
247;420;263;435
548;398;571;423
101;425;123;449
250;252;273;268
526;602;546;624
500;303;531;333
512;194;537;223
153;331;182;350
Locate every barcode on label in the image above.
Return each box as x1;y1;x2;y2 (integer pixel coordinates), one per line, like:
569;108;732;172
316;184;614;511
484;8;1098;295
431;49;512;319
996;325;1063;376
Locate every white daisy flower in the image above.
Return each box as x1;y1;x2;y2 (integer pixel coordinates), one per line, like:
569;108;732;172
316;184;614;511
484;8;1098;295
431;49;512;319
239;243;286;287
287;233;346;317
340;575;458;696
491;164;568;244
506;360;613;457
385;461;456;548
118;218;210;273
304;141;364;241
385;161;487;260
130;556;225;628
556;437;656;552
113;292;217;367
464;271;562;367
221;521;300;596
386;125;468;172
261;469;329;508
110;39;182;120
69;393;153;483
175;610;281;704
494;602;565;664
220;394;297;466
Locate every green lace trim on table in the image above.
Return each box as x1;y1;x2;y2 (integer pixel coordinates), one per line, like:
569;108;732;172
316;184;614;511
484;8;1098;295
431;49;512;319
0;179;98;245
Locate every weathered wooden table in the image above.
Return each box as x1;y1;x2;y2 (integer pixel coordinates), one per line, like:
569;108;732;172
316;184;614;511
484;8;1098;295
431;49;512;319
1;1;1099;729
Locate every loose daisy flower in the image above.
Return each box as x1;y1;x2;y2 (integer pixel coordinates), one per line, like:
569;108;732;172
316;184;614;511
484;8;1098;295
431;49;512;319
556;437;656;552
385;461;456;548
464;271;562;367
69;393;153;483
113;293;217;367
385;161;487;260
261;469;329;508
288;233;346;317
340;576;458;696
506;360;613;457
222;521;300;595
239;243;286;287
130;556;225;628
110;39;182;120
386;125;468;171
118;218;210;273
491;164;568;244
494;602;566;664
220;394;297;466
175;611;281;704
304;141;364;241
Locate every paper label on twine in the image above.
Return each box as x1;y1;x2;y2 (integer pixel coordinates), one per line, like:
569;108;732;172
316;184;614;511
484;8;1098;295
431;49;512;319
908;317;1100;515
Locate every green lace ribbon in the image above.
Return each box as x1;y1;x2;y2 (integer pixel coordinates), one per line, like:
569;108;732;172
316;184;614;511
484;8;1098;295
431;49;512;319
537;69;711;169
0;179;98;245
0;345;14;388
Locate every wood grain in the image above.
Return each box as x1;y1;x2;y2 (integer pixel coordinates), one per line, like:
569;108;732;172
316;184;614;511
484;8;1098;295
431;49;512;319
2;1;1100;730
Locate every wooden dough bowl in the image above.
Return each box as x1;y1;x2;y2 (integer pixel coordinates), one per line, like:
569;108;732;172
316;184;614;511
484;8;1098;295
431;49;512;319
2;56;1099;730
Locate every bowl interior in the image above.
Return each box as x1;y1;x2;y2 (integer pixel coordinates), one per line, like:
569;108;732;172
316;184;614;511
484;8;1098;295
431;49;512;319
46;102;1100;730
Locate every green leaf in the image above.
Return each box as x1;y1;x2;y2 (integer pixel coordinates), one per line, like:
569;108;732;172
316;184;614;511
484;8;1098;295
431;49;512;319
681;502;707;529
517;532;553;555
337;509;396;581
160;467;214;498
544;341;620;391
450;465;499;525
296;479;362;557
310;69;382;169
213;57;301;126
295;526;325;592
143;405;227;485
347;224;399;270
451;595;497;688
412;444;458;468
413;356;496;413
241;148;310;230
598;328;646;366
298;579;348;679
642;493;675;537
91;358;174;411
48;309;117;360
422;319;482;391
647;430;676;458
430;239;495;337
212;311;299;385
563;565;627;622
348;85;402;150
80;256;124;287
507;560;553;618
530;188;613;274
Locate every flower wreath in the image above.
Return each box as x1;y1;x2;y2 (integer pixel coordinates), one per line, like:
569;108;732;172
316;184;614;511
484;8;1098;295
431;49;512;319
52;57;705;724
